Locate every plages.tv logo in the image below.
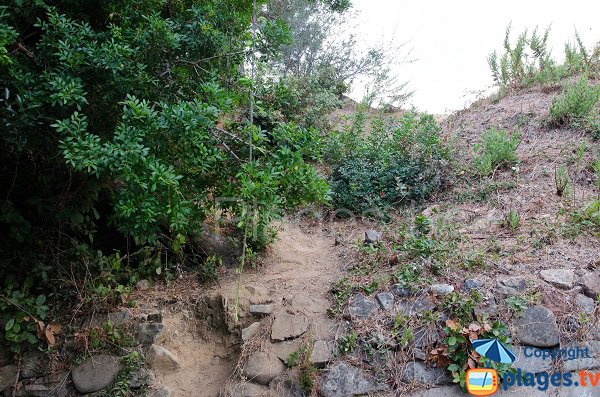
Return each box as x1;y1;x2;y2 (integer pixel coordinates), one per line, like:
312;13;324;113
465;338;516;396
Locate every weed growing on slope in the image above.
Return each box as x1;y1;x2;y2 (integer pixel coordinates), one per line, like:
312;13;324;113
473;128;520;176
550;78;600;130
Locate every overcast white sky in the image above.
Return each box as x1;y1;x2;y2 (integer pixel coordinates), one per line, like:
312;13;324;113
349;0;600;114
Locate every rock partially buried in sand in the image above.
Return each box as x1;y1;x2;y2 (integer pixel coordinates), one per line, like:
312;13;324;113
540;268;575;289
364;230;382;244
271;311;309;341
348;293;379;320
146;345;181;372
243;351;285;385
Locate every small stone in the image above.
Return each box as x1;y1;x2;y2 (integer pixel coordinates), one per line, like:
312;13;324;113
430;284;454;295
496;276;528;296
319;362;387;397
512;346;553;373
540;269;575;289
243;351;285;385
391;284;413;297
310;340;333;367
71;355;121;394
249;304;274;316
271;340;303;364
136;279;150;290
348;294;379;320
364;230;382;244
464;279;483;291
271;311;309;341
402;361;452;385
376;292;394;310
147;345;181;372
0;364;17;390
575;294;596;315
582;272;600;299
134;322;165;346
514;306;560;347
474;295;498;318
242;322;261;342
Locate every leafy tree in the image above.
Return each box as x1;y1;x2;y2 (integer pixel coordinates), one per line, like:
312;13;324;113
0;0;328;287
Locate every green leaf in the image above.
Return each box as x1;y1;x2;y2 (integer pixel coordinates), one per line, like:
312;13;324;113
5;319;14;331
447;336;457;346
36;295;46;306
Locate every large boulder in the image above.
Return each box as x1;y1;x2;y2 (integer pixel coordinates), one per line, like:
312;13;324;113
513;306;559;347
71;355;121;394
319;362;386;397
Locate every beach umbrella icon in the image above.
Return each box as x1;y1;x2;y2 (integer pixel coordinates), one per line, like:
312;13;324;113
472;338;516;364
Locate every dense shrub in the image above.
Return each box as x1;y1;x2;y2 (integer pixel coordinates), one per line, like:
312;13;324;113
328;109;449;215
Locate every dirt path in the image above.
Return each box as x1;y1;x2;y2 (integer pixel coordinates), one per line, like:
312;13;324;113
152;221;344;397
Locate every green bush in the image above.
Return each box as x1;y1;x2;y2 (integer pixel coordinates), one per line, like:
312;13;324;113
549;78;600;128
472;128;520;176
328;110;449;215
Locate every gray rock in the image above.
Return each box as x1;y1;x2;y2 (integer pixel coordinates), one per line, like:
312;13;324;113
376;292;394;310
129;367;155;389
229;382;271;397
582;272;600;299
496;276;528;296
0;344;11;367
243;351;285;385
269;370;304;397
512;346;553;373
136;279;150;290
575;294;596;315
20;350;46;379
312;317;339;341
271;312;309;341
464;279;483;291
391;284;413;297
540;269;575;289
348;294;379;320
107;310;132;326
147;312;162;323
474;295;498;318
555;381;600;397
0;364;17;390
319;362;387;397
242;322;262;342
134;322;165;346
250;305;274;316
402;361;452;385
15;370;69;397
147;385;174;397
310;340;333;367
397;296;436;317
71;355;121;394
146;345;181;372
271;340;303;364
562;341;600;372
430;284;454;295
411;385;465;397
364;230;382;244
514;306;559;347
